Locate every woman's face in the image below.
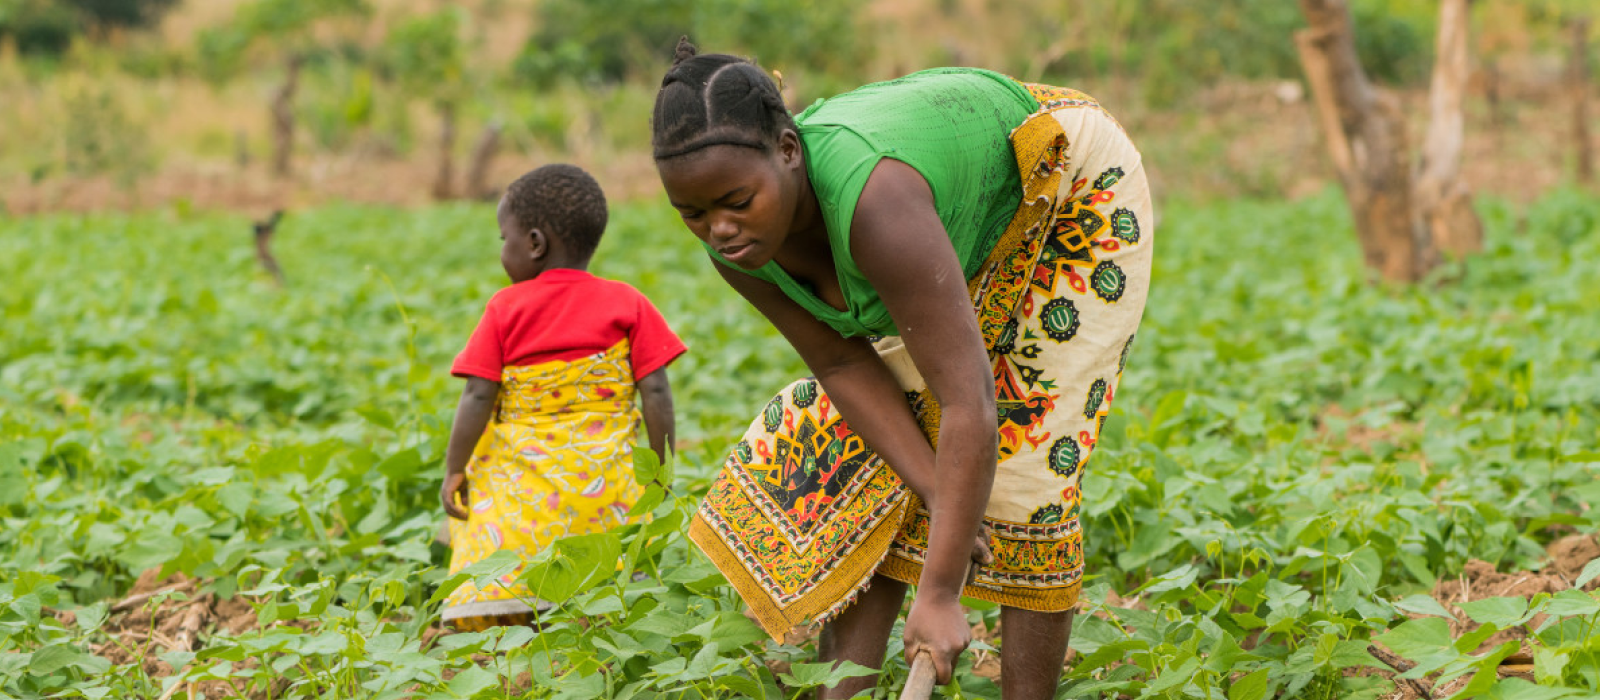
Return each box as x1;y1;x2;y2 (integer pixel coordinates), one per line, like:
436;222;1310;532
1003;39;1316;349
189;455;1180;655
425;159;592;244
656;134;804;270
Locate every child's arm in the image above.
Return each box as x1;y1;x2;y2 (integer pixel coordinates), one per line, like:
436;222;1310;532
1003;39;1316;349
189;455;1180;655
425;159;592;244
440;377;499;520
636;367;675;463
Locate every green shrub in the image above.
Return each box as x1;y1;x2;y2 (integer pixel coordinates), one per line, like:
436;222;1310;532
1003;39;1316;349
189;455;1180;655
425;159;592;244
0;0;177;56
0;0;77;55
1351;0;1433;84
512;0;868;88
380;8;464;105
513;0;690;87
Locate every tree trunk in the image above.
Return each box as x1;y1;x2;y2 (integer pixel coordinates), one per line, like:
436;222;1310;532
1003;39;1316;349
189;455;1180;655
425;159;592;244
270;55;303;179
431;102;457;200
1415;0;1483;260
234;130;250;169
253;210;286;287
1573;18;1593;186
1296;0;1427;282
463;120;504;201
1484;57;1505;129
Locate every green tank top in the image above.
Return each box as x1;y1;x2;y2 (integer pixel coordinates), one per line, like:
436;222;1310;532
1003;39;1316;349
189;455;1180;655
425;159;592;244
708;68;1037;337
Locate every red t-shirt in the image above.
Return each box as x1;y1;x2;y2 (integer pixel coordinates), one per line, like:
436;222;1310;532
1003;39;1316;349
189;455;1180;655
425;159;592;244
451;269;686;382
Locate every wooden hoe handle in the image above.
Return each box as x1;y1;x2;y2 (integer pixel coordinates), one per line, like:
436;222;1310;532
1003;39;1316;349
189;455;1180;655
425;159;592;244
900;650;938;700
899;547;981;698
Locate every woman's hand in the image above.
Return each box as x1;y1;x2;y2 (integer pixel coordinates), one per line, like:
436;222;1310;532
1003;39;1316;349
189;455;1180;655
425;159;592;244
441;471;470;520
902;595;971;686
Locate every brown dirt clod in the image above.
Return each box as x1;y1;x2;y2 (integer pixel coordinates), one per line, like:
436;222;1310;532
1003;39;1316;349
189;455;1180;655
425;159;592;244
1547;533;1600;589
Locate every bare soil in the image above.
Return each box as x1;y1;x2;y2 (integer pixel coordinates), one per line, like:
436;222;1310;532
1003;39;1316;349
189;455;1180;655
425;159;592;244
1366;533;1600;699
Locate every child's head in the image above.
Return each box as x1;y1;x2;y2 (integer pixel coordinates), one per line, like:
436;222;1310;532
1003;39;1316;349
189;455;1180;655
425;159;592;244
497;164;608;282
651;38;807;271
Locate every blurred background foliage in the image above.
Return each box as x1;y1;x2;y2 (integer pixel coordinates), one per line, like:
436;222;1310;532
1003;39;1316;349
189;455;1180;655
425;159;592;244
0;0;176;54
0;0;1595;207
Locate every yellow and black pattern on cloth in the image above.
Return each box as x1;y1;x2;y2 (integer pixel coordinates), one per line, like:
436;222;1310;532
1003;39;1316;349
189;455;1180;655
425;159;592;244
444;340;645;630
688;82;1154;640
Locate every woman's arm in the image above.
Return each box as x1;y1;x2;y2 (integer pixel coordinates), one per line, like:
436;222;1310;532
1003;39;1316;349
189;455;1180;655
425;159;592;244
714;264;943;509
441;376;500;519
636;367;676;462
851;158;1000;684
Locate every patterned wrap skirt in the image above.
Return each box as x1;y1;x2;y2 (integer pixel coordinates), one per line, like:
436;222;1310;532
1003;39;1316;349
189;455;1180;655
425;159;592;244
687;83;1154;641
444;340;645;630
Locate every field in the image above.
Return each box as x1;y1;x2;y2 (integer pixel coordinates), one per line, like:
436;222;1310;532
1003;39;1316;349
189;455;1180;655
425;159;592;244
2;187;1600;699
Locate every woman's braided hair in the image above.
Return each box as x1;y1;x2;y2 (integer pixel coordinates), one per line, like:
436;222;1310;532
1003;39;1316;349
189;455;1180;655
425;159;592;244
651;37;796;161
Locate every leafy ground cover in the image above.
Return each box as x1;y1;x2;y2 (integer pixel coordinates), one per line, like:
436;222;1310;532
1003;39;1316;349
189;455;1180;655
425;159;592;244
0;188;1597;699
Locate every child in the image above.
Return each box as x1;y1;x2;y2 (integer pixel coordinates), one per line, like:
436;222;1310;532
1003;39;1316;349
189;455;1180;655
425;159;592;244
439;164;685;630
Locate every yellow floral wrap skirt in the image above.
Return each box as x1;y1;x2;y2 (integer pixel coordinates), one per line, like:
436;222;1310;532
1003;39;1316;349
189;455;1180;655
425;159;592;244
688;83;1155;641
444;339;644;629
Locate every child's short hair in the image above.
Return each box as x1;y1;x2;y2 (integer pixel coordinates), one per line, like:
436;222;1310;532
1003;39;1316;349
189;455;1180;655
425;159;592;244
503;164;608;260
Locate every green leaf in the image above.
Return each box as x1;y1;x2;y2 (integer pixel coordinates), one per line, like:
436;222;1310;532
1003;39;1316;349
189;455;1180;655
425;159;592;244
651;656;688;677
519;531;621;602
429;549;522;605
1140;564;1199;595
116;531;184;572
1147;656;1200;693
709;612;772;650
629;608;694;638
1532;648;1570;686
551;671;606;700
1541;589;1600;618
716;674;766;700
1076;638;1150;670
1326;640;1381;670
1453;622;1503;654
1444;641;1520;700
28;644;86;675
0;652;29;675
444;665;498;697
355;405;398;431
1394;594;1455;619
75;602;108;633
1399;552;1438;586
627;484;666;518
1483;677;1582;700
495;625;537;652
681;642;721;680
1375;617;1452;659
779;661;878;689
1575;559;1600;589
376;447;425;482
83;522;125;557
1228;668;1269;700
1458;597;1532;627
1204;632;1245;672
632;447;661;486
355;490;392;534
216;482;253;518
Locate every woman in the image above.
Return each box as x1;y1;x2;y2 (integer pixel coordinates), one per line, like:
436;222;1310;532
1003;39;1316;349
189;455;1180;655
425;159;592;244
654;38;1152;698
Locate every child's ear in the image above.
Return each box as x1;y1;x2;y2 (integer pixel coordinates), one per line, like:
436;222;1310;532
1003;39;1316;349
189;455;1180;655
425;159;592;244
527;228;549;259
